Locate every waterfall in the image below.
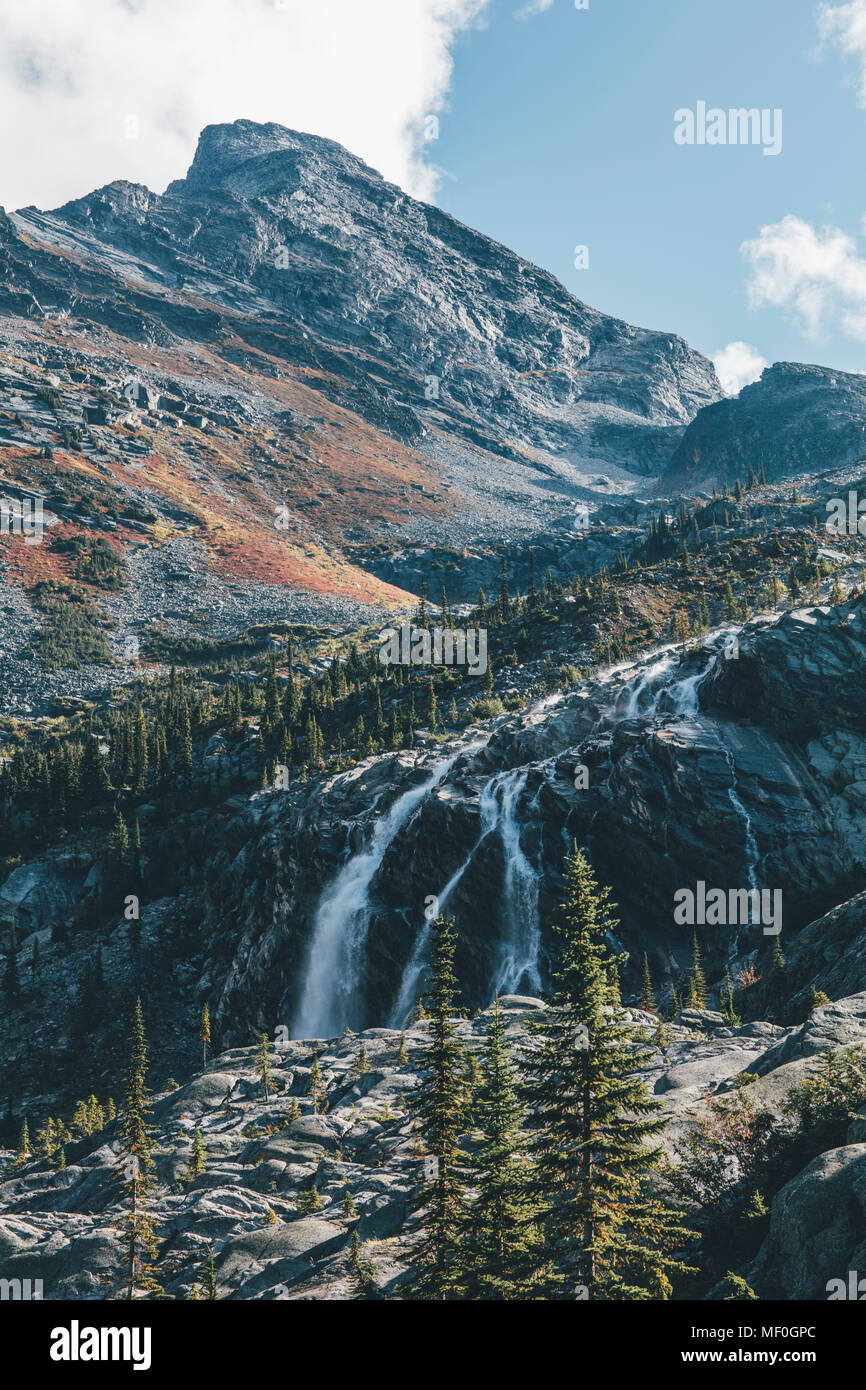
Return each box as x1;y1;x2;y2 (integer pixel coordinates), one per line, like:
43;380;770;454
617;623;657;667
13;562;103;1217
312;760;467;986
389;767;543;1024
297;619;755;1037
493;770;543;996
720;744;760;891
293;748;472;1038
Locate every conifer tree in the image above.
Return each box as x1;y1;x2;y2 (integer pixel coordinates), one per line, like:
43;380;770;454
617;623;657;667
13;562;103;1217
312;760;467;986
255;1032;273;1102
686;934;707;1010
296;1184;323;1214
526;845;695;1299
719;967;741;1025
407;916;469;1299
397;1034;409;1065
641;952;656;1013
351;1043;370;1079
200;1002;211;1069
118;997;162;1298
464;998;536;1298
309;1056;328;1114
768;937;787;1020
347;1228;379;1299
9;1116;30;1172
187;1126;206;1180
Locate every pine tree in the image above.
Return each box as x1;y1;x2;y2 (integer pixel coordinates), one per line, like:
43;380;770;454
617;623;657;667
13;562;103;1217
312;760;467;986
397;1034;409;1065
200;1002;211;1069
309;1056;328;1114
187;1126;206;1180
641;952;656;1013
343;1185;358;1218
9;1116;30;1172
768;937;787;1020
255;1032;273;1102
194;1244;218;1300
296;1184;323;1214
351;1043;370;1079
117;997;162;1298
347;1229;379;1299
464;999;537;1298
686;934;707;1010
407;916;469;1299
719;967;741;1025
526;845;695;1299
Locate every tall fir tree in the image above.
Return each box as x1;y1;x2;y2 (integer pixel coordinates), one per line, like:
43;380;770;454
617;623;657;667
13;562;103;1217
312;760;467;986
117;997;162;1298
686;934;707;1010
200;1002;211;1069
641;952;656;1013
407;916;469;1299
526;845;695;1299
464;998;537;1298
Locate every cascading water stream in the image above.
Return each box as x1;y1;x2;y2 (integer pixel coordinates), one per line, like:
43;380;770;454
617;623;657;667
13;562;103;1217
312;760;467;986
297;620;754;1037
293;747;479;1038
389;766;544;1024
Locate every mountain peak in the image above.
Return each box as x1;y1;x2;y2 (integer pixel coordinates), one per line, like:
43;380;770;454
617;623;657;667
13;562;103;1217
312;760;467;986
171;119;375;194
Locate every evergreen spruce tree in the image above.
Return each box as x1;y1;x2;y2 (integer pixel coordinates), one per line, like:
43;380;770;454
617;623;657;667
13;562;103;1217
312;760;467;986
347;1228;379;1299
525;845;695;1299
768;937;787;1020
309;1056;328;1114
200;1002;211;1069
117;998;162;1298
255;1032;273;1102
719;967;741;1025
187;1126;206;1180
686;934;707;1010
199;1244;218;1300
406;916;469;1299
351;1043;370;1079
640;952;655;1013
464;998;537;1298
9;1116;30;1172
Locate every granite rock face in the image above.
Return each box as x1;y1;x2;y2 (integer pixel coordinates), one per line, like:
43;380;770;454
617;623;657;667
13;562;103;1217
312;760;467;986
662;361;866;493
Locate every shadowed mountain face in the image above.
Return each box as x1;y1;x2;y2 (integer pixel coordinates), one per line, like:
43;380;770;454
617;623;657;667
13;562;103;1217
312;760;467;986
661;361;866;493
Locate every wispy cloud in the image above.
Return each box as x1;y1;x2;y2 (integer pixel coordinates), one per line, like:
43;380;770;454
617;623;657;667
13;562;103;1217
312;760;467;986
818;0;866;103
0;0;492;211
712;342;768;395
514;0;555;20
741;213;866;341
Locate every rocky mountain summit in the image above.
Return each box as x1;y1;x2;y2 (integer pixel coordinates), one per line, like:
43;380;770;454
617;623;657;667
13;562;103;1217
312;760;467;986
30;119;722;482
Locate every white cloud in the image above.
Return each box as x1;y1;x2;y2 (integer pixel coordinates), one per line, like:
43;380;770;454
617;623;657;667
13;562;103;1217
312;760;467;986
514;0;555;19
0;0;491;212
713;342;768;396
741;213;866;340
818;0;866;104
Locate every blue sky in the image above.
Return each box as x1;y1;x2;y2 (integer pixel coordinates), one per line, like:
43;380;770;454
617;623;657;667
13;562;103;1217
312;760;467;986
428;0;866;388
